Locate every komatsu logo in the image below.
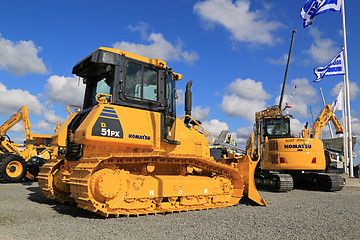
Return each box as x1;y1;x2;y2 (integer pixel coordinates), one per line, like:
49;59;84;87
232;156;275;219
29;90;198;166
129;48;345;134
129;134;150;141
284;144;311;149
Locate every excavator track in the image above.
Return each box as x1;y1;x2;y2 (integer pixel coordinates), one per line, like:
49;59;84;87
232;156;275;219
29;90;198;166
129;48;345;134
291;172;345;192
38;152;265;217
255;172;294;192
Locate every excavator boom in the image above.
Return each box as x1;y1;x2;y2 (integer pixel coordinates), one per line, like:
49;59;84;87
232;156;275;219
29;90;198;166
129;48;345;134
310;104;343;139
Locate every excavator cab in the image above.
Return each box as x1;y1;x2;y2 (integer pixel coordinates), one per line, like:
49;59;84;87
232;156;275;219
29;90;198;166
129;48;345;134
262;117;291;140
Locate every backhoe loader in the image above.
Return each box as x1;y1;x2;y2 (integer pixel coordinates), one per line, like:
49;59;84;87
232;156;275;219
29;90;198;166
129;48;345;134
0;106;57;182
38;47;266;217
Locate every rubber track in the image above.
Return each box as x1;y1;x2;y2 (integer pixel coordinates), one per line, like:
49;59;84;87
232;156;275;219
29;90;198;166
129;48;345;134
277;174;294;192
292;173;345;192
255;173;294;192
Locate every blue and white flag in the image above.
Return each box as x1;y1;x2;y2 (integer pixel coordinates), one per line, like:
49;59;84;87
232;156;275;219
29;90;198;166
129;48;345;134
301;0;342;28
313;50;345;83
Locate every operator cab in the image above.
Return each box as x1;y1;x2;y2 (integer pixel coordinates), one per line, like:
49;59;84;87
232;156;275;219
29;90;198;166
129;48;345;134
262;117;291;140
72;47;179;143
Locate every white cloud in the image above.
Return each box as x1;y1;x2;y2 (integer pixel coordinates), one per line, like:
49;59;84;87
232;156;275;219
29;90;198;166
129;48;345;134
351;115;360;137
33;120;53;132
128;22;151;40
235;126;253;145
194;0;283;45
290;118;307;137
0;82;45;116
228;78;271;100
221;95;266;121
303;27;339;64
0;34;47;76
275;78;318;118
331;81;359;101
202;119;229;141
113;23;199;64
192;106;210;121
45;75;85;106
7;122;25;134
43;110;65;124
267;53;294;66
220;78;270;121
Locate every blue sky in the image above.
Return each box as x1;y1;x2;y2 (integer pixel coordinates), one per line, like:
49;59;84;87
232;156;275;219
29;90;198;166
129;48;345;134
0;0;359;164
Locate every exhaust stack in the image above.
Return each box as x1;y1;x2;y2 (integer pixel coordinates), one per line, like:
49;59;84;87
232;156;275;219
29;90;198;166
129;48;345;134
184;81;193;125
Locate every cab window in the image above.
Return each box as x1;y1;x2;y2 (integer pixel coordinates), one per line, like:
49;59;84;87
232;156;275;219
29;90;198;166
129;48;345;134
265;118;290;137
84;73;114;109
125;62;158;102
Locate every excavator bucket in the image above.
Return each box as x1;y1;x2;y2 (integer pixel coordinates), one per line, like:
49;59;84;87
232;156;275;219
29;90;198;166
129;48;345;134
236;154;267;206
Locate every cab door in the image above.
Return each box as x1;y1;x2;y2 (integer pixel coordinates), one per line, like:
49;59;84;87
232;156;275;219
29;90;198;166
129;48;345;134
163;73;177;144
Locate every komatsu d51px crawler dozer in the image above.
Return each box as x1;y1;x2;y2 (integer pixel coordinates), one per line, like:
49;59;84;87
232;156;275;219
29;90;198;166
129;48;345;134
38;47;266;217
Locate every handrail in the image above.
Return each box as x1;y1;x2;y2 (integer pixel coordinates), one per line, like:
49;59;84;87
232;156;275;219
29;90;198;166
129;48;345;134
66;105;82;114
95;93;112;104
179;115;204;134
179;115;213;144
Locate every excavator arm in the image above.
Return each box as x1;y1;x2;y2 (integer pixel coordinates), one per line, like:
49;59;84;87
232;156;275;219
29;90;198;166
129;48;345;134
310;104;343;139
0;106;34;155
0;106;25;136
0;106;33;140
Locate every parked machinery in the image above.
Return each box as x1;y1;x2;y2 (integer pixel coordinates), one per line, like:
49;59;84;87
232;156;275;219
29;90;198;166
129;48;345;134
38;47;266;217
0;106;57;182
210;130;245;160
253;30;344;192
254;104;345;192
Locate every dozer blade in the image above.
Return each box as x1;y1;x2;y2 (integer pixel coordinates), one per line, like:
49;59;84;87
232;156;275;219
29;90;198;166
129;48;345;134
236;155;267;206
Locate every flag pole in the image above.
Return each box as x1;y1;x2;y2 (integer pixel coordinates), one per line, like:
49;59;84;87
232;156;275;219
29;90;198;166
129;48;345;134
341;0;354;177
319;88;334;137
341;82;349;174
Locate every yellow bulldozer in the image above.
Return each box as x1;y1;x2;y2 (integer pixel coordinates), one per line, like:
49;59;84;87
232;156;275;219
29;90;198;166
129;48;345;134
0;106;58;182
38;47;266;217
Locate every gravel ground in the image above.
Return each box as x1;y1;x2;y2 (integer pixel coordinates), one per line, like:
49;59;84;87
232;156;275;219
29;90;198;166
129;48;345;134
0;182;359;240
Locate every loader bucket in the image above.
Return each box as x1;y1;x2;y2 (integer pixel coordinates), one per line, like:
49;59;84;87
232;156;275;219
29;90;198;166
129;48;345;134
236;155;267;206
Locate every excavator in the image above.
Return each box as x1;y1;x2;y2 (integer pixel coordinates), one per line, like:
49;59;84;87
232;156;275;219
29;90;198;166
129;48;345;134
253;30;344;192
0;106;57;182
38;47;266;217
254;104;345;192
